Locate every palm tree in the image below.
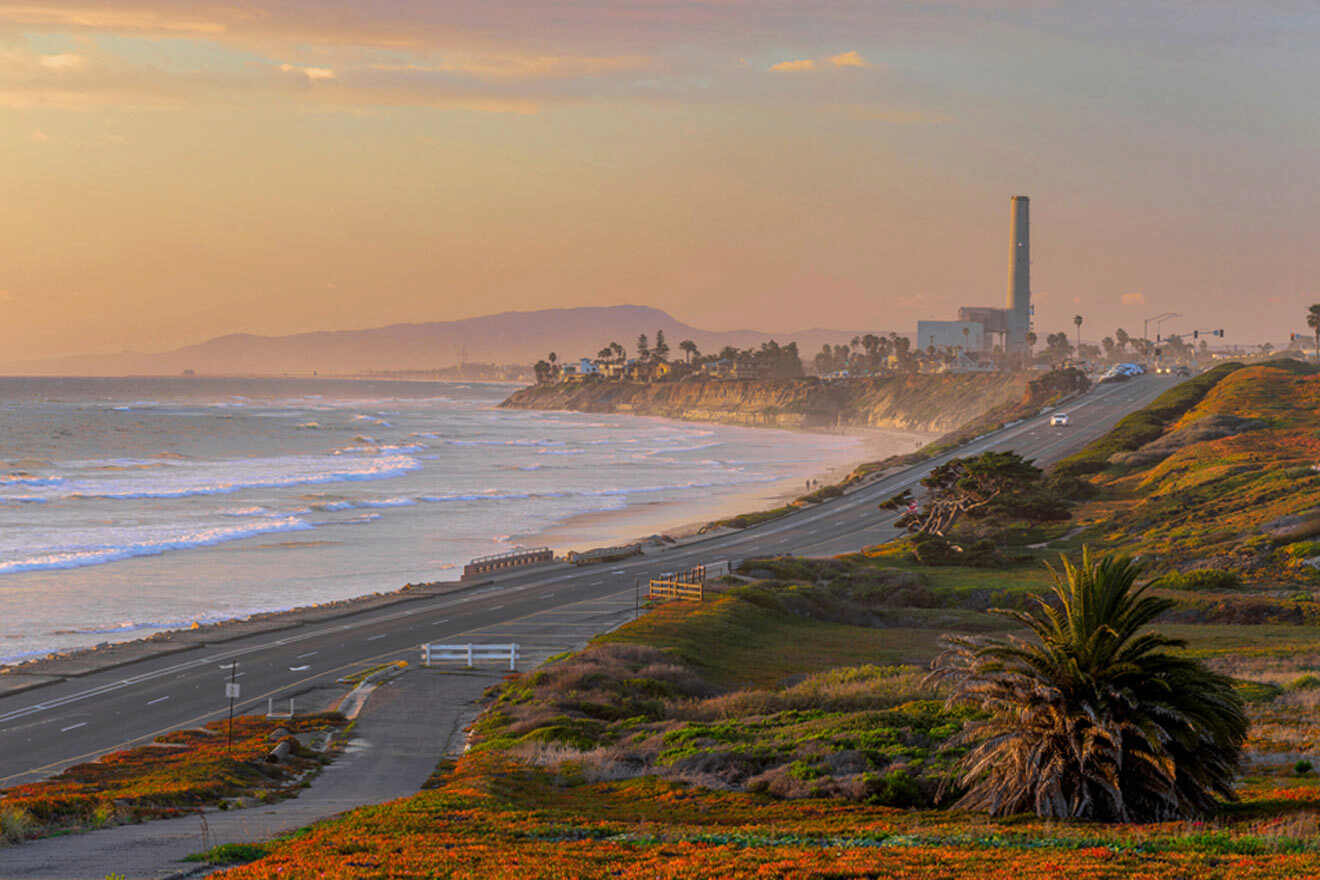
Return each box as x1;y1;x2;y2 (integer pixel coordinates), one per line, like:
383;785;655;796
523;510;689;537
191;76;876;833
679;339;699;363
1307;305;1320;362
1025;331;1037;354
931;549;1246;821
1073;314;1084;357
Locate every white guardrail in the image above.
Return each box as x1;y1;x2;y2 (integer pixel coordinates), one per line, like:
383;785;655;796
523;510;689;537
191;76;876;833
421;643;520;671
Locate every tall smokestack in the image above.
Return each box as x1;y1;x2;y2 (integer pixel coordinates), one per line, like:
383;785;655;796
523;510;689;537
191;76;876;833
1005;196;1030;353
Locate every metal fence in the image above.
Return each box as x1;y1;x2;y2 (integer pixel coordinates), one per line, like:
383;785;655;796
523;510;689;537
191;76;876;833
421;643;520;671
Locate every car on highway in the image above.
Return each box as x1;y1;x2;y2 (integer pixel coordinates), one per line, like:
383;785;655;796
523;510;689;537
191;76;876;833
1175;365;1192;377
1101;362;1144;382
1050;413;1070;427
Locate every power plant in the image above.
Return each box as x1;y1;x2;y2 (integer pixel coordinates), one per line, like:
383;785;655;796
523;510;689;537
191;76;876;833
917;195;1033;356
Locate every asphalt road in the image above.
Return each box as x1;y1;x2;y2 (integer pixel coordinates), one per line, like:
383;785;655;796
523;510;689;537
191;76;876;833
0;374;1175;788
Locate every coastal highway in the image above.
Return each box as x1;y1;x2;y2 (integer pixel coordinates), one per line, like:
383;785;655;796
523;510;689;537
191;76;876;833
0;374;1176;787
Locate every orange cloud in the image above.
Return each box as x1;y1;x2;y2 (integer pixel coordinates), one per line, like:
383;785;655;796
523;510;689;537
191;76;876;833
770;59;815;72
829;51;869;68
1121;292;1146;306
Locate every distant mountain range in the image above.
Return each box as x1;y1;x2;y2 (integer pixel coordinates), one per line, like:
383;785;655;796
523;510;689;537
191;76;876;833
1;306;887;377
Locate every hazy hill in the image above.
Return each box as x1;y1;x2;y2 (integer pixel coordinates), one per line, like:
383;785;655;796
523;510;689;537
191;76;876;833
0;306;884;377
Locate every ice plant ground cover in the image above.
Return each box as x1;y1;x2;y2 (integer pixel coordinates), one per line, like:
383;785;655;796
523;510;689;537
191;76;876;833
208;559;1320;878
0;713;344;843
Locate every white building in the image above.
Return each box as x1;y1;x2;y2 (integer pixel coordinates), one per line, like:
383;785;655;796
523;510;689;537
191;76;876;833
916;320;985;354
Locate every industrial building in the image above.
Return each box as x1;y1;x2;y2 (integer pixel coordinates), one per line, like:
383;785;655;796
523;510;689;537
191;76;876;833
918;196;1033;355
917;320;984;353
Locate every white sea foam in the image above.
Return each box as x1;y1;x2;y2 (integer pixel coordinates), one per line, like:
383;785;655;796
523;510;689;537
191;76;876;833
1;453;423;501
0;517;313;574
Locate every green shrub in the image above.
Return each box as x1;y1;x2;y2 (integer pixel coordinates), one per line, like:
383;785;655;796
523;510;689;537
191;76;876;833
1151;569;1242;591
1295;760;1313;776
183;842;271;865
0;805;35;843
1289;674;1320;691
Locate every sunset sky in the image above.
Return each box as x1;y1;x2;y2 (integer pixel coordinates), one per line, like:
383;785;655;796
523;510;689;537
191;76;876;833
1;2;1315;359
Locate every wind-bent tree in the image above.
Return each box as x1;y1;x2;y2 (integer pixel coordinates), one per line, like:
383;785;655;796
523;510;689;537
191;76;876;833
880;451;1046;537
1308;304;1320;362
931;549;1247;821
679;339;699;363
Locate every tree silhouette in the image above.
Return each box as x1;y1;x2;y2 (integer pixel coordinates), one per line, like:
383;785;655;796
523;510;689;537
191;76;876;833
1308;305;1320;361
653;329;670;362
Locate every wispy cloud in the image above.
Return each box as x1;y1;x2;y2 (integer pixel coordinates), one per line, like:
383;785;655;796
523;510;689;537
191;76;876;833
279;63;335;81
0;3;233;35
770;58;816;73
369;54;648;81
39;52;85;70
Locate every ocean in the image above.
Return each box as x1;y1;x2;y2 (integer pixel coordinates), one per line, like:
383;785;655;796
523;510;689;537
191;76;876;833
0;377;868;663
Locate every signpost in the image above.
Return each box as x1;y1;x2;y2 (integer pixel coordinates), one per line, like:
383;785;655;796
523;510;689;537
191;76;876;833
225;662;239;753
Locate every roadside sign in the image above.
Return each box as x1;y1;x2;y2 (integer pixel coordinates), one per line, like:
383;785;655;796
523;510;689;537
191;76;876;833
225;682;241;699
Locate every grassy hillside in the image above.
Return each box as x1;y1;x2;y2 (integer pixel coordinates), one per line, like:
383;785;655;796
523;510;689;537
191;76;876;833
204;551;1320;878
1059;360;1320;582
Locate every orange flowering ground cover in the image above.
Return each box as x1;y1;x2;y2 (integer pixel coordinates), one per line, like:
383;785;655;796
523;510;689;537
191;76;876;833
0;713;343;839
211;752;1320;879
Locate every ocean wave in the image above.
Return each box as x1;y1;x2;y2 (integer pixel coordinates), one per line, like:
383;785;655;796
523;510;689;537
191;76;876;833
0;474;64;487
332;442;428;456
444;438;567;448
0;517;314;574
11;453;425;501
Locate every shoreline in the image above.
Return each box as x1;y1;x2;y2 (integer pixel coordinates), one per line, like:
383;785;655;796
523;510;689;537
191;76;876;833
0;419;934;684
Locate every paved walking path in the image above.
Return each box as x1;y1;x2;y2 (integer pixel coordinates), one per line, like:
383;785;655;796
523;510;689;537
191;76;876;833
0;590;636;880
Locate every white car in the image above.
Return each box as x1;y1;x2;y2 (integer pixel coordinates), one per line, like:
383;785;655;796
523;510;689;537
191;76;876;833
1050;413;1070;427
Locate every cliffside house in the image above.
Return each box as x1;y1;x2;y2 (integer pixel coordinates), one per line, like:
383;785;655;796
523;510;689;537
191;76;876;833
560;357;600;380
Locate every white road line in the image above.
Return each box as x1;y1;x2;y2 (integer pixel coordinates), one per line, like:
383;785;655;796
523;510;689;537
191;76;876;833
61;722;87;732
366;634;386;641
289;665;311;672
434;618;449;625
297;651;318;658
490;604;505;610
147;696;169;705
540;593;553;598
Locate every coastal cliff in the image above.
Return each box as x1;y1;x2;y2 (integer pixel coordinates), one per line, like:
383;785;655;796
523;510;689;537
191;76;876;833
500;372;1061;434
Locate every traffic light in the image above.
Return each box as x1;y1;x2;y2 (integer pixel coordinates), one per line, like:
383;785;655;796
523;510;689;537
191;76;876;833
1292;333;1297;342
1217;329;1224;337
1156;334;1161;342
1193;330;1199;339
